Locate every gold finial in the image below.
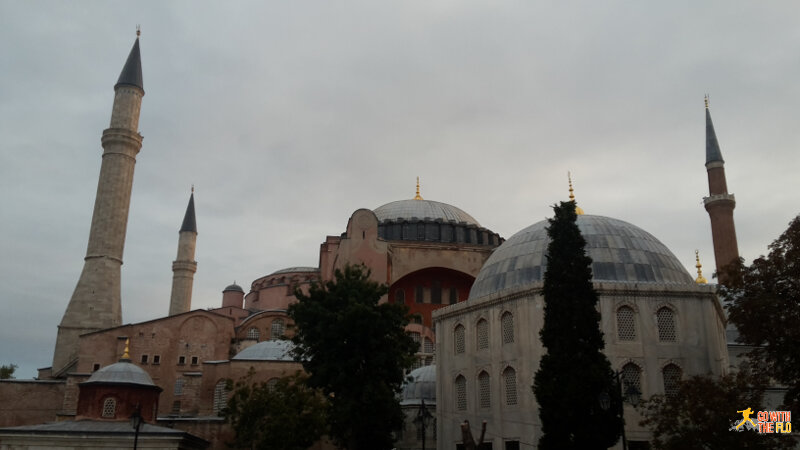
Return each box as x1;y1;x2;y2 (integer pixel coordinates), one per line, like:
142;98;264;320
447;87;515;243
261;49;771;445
704;94;709;109
567;172;584;215
414;176;423;200
122;338;131;360
136;25;141;38
695;250;708;284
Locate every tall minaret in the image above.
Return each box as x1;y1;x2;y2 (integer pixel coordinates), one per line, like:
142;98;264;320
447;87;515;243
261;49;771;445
703;96;739;283
169;189;198;315
52;32;144;375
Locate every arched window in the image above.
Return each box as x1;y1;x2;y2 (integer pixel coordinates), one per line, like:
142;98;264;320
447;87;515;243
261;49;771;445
662;364;682;397
415;285;424;304
174;379;185;396
617;306;636;341
271;319;285;339
455;375;467;411
410;332;422;352
478;371;491;408
423;337;434;354
247;327;260;341
657;307;676;342
454;325;465;354
101;397;116;418
503;367;517;406
476;319;489;350
501;312;514;344
395;289;405;305
621;363;642;395
213;380;229;415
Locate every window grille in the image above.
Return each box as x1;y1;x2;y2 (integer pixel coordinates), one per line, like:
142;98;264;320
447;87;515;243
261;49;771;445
174;379;185;396
455;375;467;410
423;337;434;354
503;367;517;406
172;401;181;414
454;325;465;354
617;306;636;340
501;312;514;344
662;364;682;397
410;358;422;370
622;363;642;393
478;371;491;408
476;319;489;350
424;356;433;366
395;289;405;305
247;327;260;341
410;332;422;352
271;319;285;339
101;397;116;418
657;307;676;342
213;380;229;415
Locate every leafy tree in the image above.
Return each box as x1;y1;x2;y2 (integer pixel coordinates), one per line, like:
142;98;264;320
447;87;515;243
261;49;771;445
533;201;622;449
720;215;800;416
640;369;795;450
0;364;16;380
289;264;417;450
224;371;328;450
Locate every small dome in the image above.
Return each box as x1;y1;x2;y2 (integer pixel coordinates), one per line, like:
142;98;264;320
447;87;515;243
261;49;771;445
233;340;296;362
84;360;156;387
223;283;244;293
401;365;436;405
269;267;320;276
470;215;693;299
374;199;480;226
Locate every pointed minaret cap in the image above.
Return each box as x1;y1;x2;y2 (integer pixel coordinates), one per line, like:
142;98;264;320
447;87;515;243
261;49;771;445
568;172;585;215
705;95;724;165
694;250;708;284
414;177;423;200
180;187;197;233
115;27;144;92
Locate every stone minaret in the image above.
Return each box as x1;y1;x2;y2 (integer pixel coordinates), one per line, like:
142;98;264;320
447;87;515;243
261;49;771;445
169;190;198;315
703;97;739;283
52;33;144;375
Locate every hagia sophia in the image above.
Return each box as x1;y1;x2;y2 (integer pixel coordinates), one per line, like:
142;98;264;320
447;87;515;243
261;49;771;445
0;32;746;450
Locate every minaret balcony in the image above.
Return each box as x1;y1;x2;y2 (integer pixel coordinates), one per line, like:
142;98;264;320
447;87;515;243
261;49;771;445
703;193;736;209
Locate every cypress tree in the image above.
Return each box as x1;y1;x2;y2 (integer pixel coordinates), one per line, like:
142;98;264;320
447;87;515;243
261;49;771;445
533;201;622;449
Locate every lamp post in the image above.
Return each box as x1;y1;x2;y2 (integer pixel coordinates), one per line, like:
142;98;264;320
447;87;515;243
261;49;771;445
130;405;143;450
599;371;641;450
414;399;433;450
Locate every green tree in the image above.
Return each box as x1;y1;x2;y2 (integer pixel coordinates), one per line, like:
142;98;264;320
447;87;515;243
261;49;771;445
225;371;328;450
289;264;417;450
0;364;16;379
533;201;622;449
640;370;795;450
721;215;800;416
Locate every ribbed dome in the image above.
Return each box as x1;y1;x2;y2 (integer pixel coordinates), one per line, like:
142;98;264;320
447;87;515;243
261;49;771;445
401;365;436;405
233;340;295;361
374;199;480;226
84;360;156;387
469;215;693;299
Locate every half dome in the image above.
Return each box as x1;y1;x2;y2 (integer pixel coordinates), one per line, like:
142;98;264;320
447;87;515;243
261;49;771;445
469;215;693;299
374;199;480;226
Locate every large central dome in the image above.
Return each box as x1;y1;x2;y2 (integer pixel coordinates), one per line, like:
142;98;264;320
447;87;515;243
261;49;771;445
374;199;480;226
469;214;693;299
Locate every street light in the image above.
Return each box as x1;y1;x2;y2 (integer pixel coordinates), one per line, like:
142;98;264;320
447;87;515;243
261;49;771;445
130;405;143;450
599;371;641;450
414;399;433;450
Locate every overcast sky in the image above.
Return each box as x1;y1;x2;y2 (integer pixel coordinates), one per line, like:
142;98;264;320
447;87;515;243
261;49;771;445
1;1;798;378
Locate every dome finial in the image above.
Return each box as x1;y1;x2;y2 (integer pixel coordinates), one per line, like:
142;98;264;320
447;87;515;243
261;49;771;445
121;338;131;360
136;25;141;38
695;250;708;284
414;176;423;200
567;172;584;215
704;94;709;109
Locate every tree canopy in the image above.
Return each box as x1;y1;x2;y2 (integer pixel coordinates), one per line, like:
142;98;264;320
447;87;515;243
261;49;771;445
0;364;16;380
721;214;800;416
533;201;622;449
640;370;795;450
224;371;328;450
289;264;417;450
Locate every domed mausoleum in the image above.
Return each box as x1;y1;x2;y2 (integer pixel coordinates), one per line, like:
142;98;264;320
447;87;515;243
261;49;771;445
434;208;728;449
